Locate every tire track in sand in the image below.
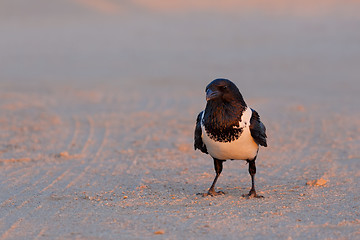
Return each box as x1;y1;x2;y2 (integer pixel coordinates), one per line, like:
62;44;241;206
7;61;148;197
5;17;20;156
0;116;82;210
0;115;76;209
0;115;103;238
35;115;97;194
27;116;109;238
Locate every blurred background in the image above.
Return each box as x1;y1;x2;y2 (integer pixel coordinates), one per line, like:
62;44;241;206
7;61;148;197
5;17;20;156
1;0;360;106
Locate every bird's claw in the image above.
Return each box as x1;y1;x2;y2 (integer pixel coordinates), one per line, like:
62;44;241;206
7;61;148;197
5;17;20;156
197;190;225;197
242;190;264;199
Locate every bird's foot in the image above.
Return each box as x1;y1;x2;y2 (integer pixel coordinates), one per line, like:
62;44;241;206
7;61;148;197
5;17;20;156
242;189;264;199
197;189;225;197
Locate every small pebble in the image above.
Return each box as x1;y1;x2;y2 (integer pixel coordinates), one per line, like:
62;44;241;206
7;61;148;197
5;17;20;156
154;230;165;234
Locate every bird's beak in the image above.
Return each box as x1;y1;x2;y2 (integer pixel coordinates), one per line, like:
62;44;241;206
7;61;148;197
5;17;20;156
206;89;220;101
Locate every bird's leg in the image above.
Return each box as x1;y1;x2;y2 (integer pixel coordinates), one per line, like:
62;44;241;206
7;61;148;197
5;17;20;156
198;158;225;197
243;158;264;198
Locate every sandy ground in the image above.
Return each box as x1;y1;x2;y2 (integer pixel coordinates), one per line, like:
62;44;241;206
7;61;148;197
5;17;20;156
1;1;360;239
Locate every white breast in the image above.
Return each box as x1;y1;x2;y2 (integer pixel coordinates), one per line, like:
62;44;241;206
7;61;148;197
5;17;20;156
201;107;259;160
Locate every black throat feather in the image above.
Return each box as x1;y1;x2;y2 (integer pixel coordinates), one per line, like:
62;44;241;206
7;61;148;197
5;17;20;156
203;100;247;143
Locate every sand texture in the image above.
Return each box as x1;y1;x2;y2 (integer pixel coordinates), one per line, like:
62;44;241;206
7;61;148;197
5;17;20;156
1;1;360;239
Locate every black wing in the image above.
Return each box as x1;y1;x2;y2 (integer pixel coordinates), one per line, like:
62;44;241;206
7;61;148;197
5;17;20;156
249;108;267;147
194;111;208;154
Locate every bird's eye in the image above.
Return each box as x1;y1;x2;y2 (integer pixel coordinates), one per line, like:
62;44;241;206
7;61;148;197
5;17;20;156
221;86;227;90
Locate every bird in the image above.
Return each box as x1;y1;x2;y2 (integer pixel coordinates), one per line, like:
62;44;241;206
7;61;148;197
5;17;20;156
194;78;267;198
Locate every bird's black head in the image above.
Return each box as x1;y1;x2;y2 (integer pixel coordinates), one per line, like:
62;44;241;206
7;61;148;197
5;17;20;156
205;78;246;106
